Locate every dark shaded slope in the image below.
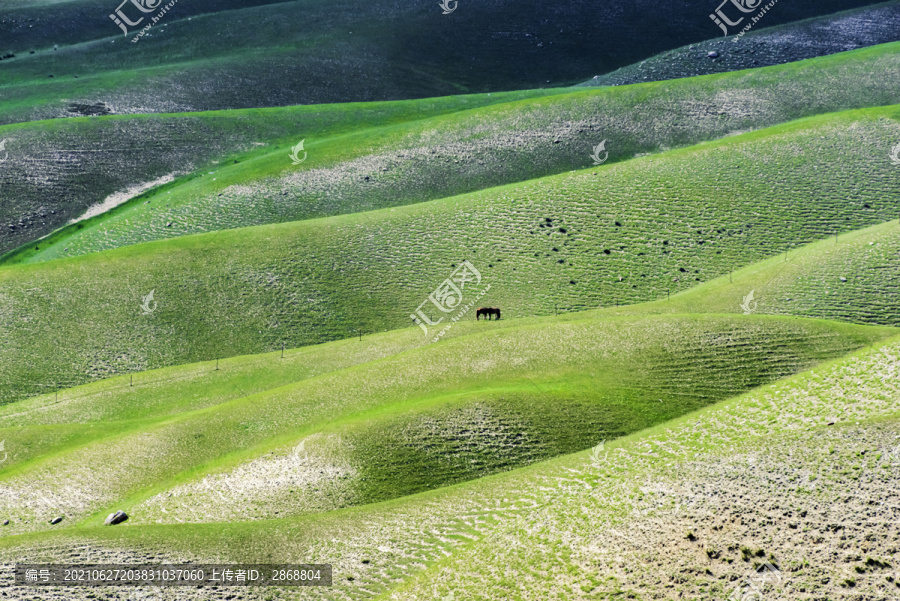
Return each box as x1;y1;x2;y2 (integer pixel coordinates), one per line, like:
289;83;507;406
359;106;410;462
582;0;900;87
0;0;888;124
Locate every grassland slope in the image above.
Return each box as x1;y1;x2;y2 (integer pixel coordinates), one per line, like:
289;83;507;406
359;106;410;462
636;219;900;326
1;327;898;600
0;314;890;538
7;215;900;427
0;0;885;125
0;89;562;256
5;43;900;260
1;105;900;400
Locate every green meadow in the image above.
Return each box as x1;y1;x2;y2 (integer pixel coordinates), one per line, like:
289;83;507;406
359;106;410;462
3;43;900;260
0;6;898;599
2;102;900;403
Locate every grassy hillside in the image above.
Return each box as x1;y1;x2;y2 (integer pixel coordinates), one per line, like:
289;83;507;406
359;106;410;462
387;336;900;601
641;219;900;325
6;43;900;260
6;216;900;427
1;3;896;601
581;0;900;87
0;313;891;538
1;104;899;401
0;0;885;126
1;328;898;600
0;88;563;257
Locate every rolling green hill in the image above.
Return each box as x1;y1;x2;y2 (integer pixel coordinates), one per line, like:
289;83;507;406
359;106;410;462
6;216;900;427
2;3;898;601
1;103;899;402
0;88;564;257
383;336;900;601
0;313;891;537
1;323;898;600
642;219;900;325
4;42;900;260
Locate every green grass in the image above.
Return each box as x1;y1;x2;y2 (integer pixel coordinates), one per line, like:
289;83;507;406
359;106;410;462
8;208;900;425
0;87;563;257
0;312;891;539
4;42;900;260
1;103;899;401
382;340;900;601
2;323;898;601
1;4;897;599
637;219;900;325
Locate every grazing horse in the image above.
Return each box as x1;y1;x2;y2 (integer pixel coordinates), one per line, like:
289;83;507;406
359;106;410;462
476;307;501;321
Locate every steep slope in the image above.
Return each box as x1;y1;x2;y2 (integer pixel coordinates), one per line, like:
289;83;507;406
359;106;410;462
5;42;900;260
387;337;900;601
642;219;900;326
5;215;899;426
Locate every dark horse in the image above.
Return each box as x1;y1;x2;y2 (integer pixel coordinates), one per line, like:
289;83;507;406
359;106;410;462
476;307;501;321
